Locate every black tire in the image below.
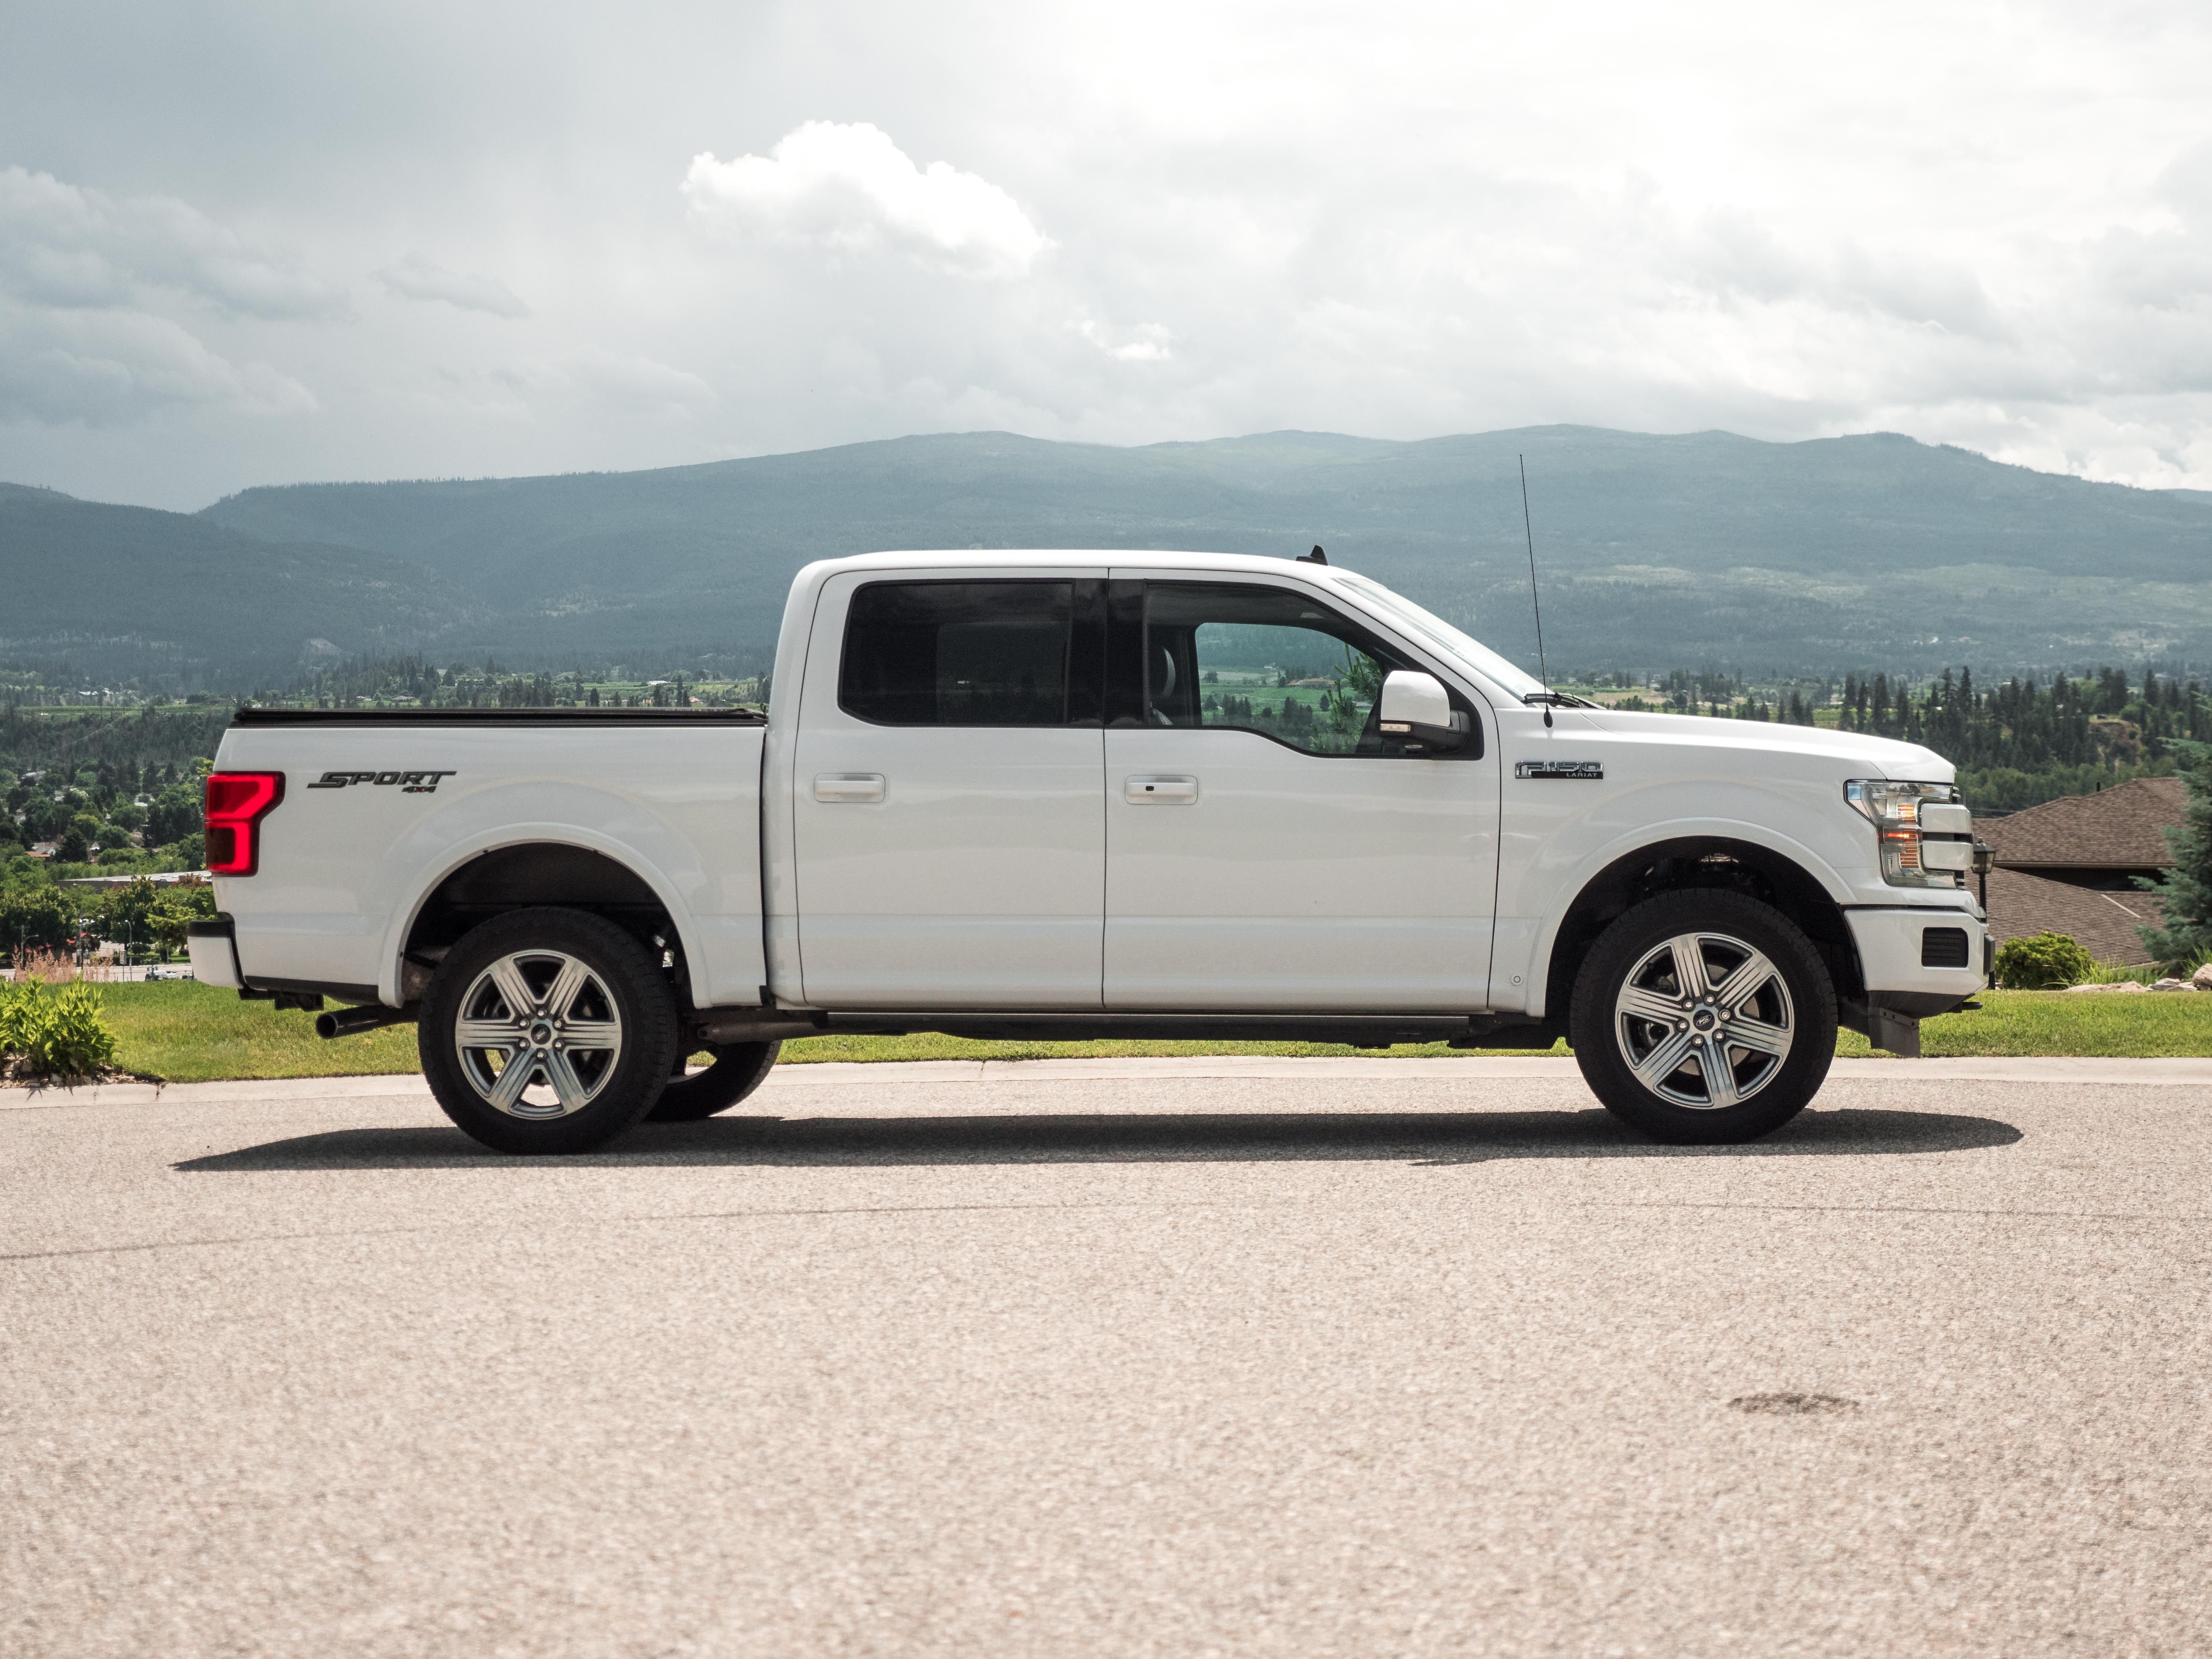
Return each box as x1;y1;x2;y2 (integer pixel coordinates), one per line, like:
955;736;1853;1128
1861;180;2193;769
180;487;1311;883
1569;889;1836;1144
420;907;679;1154
647;1040;783;1122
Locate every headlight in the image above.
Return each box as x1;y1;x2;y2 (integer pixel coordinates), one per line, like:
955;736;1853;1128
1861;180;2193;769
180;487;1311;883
1845;779;1971;888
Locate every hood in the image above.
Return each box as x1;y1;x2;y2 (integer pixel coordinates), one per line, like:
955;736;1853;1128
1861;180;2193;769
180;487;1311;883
1579;708;1953;781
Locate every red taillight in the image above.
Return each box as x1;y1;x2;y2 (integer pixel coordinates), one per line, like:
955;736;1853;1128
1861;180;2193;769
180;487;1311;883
204;772;284;876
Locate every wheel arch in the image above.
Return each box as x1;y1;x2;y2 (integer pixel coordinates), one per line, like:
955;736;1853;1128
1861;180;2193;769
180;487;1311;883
1531;835;1861;1022
387;837;695;1006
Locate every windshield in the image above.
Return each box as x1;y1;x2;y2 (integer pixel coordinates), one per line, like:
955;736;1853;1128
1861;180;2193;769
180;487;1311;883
1332;573;1548;701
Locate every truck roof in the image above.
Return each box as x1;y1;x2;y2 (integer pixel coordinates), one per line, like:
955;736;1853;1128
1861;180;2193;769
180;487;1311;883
813;549;1331;577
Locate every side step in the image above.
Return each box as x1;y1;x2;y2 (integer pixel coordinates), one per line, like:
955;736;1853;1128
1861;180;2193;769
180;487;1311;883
692;1009;1554;1050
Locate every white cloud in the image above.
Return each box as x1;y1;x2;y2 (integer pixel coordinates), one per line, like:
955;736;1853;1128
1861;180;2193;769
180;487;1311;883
0;166;346;320
0;300;315;424
558;350;716;416
0;166;333;430
1073;316;1172;361
440;350;716;421
375;252;529;318
682;121;1051;279
16;1;2212;499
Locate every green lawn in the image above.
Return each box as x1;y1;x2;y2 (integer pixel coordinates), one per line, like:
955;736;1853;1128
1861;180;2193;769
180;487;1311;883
1841;990;2212;1059
99;981;423;1082
67;980;2212;1084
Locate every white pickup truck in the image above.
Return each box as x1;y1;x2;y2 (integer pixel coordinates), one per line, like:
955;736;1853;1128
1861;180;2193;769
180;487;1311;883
191;549;1988;1153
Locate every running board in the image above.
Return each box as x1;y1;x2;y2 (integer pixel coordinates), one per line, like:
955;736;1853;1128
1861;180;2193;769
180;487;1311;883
691;1009;1553;1049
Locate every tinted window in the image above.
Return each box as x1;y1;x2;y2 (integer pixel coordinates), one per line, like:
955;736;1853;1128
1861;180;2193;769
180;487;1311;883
1142;582;1462;757
841;581;1073;726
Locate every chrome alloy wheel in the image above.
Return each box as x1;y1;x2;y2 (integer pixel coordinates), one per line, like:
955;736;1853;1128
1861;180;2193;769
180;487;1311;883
1613;930;1794;1110
453;949;624;1119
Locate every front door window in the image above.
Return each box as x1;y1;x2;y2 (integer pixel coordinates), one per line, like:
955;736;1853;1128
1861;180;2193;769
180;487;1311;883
1139;581;1471;757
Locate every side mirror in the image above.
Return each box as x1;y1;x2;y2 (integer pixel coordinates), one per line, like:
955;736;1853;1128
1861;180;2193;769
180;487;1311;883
1377;670;1468;753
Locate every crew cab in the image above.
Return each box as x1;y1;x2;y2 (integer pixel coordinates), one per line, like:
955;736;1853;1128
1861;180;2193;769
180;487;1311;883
190;549;1989;1153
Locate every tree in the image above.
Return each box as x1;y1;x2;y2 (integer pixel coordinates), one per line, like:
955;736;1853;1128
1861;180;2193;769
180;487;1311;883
96;877;159;952
147;885;216;955
144;784;200;846
2137;741;2212;966
0;885;72;952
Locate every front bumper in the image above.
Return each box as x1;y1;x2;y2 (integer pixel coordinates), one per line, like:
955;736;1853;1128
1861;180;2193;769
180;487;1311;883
1847;905;1988;999
1842;905;1988;1053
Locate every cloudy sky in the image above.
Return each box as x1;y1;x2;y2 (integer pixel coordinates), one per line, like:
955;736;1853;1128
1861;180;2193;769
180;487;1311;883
4;0;2212;509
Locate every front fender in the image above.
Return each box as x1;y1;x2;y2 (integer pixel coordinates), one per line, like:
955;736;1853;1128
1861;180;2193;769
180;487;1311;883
1511;814;1856;1019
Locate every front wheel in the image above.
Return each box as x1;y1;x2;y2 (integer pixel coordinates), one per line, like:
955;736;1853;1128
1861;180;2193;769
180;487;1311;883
1569;890;1836;1144
420;908;679;1154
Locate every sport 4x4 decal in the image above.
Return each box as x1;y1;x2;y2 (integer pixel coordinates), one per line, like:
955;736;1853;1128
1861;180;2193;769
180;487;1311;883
307;769;458;794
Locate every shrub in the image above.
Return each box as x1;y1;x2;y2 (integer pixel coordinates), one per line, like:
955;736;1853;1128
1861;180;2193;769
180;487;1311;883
1994;931;2097;990
2074;958;2159;985
0;978;32;1054
0;978;118;1077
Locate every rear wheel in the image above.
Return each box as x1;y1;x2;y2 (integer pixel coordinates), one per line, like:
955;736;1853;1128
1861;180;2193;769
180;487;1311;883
648;1040;782;1121
1569;890;1835;1144
420;908;678;1154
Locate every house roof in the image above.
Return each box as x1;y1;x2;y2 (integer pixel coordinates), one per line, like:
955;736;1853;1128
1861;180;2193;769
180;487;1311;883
1985;865;2168;964
60;870;211;890
1975;776;2186;871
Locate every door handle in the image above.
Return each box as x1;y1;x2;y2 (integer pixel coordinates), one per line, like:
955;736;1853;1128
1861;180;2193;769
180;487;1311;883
1125;774;1198;804
814;772;886;803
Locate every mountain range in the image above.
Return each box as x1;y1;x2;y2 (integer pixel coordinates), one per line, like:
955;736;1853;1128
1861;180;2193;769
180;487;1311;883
7;426;2212;689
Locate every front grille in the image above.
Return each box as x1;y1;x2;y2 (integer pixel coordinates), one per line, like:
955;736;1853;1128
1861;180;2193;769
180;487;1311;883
1922;927;1971;969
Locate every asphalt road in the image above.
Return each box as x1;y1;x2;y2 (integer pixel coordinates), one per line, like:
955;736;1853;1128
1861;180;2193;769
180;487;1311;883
4;1058;2209;1658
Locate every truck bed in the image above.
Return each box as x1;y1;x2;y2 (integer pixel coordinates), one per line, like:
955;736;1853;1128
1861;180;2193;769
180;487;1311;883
212;705;770;1008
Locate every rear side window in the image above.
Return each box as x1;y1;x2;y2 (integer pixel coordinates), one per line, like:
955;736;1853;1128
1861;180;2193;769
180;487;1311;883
840;581;1074;726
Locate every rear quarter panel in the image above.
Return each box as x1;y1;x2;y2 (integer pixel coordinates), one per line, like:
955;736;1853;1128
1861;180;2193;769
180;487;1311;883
212;724;766;1007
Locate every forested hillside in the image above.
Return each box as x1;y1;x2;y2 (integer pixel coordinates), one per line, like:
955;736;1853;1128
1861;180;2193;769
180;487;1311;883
8;426;2212;691
198;426;2212;683
0;484;478;686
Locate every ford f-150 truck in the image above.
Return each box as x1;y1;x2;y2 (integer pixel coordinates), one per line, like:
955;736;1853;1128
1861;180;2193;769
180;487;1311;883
190;549;1988;1153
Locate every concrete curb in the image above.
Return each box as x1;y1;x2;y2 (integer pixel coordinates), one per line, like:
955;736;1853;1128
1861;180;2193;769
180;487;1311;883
7;1053;2212;1112
0;1073;431;1111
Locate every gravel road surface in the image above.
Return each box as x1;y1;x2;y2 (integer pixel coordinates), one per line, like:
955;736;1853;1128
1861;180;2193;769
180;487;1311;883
4;1058;2209;1657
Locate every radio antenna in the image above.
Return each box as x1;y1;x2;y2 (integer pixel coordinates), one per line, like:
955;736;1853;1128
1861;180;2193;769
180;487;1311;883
1519;453;1552;727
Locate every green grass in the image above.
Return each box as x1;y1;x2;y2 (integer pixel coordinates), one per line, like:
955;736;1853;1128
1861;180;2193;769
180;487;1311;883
91;982;1576;1082
64;980;2212;1084
56;982;2212;1084
1861;989;2212;1059
99;981;424;1082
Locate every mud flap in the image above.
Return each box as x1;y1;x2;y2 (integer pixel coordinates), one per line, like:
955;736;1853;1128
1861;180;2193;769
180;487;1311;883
1865;1006;1922;1057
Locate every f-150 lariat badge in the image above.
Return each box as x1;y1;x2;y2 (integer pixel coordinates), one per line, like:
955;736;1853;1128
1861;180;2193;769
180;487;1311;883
307;769;458;794
1515;759;1603;780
